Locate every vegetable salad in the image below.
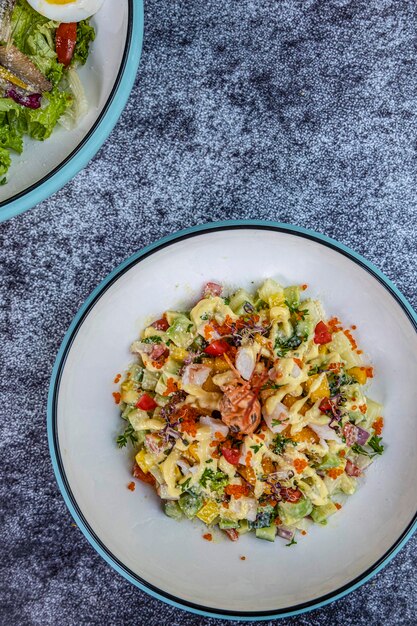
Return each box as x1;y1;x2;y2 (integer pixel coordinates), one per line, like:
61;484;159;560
0;0;95;183
115;280;384;545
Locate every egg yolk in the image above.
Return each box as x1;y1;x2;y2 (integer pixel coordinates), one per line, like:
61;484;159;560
45;0;76;4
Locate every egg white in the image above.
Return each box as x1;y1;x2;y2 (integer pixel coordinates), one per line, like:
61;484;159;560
26;0;104;23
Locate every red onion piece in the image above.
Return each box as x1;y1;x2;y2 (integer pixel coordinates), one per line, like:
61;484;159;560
355;426;370;446
345;459;362;477
277;526;294;541
7;89;41;109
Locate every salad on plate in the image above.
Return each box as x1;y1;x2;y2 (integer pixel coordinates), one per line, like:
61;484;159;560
0;0;103;184
115;280;385;545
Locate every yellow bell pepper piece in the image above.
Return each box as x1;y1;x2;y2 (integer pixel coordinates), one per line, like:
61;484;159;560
305;373;330;402
135;449;152;474
120;380;140;404
196;500;220;525
187;442;200;462
171;347;188;362
348;366;367;385
0;66;32;91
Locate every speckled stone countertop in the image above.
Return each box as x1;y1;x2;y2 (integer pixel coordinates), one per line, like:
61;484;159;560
1;0;417;624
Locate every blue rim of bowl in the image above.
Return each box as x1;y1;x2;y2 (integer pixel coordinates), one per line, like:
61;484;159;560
0;0;143;223
47;220;417;621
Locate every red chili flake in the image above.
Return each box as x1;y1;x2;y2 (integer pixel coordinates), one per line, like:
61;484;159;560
114;373;121;383
112;392;121;404
127;482;135;491
203;533;213;541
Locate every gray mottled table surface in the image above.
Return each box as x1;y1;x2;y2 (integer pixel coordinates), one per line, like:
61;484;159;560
1;0;417;624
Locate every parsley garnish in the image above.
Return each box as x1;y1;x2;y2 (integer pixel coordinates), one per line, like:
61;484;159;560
286;537;297;547
272;434;297;454
200;313;210;321
368;435;384;455
250;444;263;454
142;336;163;344
205;458;213;463
199;468;228;491
256;300;267;311
180;477;192;492
0;177;6;186
116;424;137;448
351;435;384;458
274;331;306;356
223;297;231;305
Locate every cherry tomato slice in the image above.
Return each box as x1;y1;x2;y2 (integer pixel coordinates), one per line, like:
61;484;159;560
56;22;77;67
136;393;158;411
221;447;241;465
313;321;332;344
151;317;169;331
204;339;230;356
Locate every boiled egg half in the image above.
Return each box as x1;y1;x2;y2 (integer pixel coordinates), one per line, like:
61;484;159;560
26;0;104;23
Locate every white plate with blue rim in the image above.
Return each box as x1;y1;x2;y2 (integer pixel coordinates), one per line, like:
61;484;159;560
48;220;417;620
0;0;143;222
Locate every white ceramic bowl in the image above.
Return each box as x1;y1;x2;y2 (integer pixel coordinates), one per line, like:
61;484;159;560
0;0;143;222
48;221;417;620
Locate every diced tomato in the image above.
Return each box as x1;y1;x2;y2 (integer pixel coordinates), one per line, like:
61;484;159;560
313;321;332;345
133;463;156;485
151;317;169;331
204;282;223;297
345;459;361;477
204;339;230;356
221;447;241;465
319;398;333;413
136;393;158;411
56;22;77;67
280;487;302;503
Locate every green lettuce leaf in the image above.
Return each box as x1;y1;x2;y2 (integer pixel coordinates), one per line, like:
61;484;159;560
11;0;63;85
73;20;96;66
0;147;11;178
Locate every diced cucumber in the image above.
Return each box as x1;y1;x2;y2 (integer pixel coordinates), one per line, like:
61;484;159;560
141;369;159;391
317;453;342;470
164;501;183;520
142;327;167;341
364;397;384;430
228;289;255;314
295;318;313;339
154;394;170;407
178;492;204;519
278;498;313;526
154;375;168;396
127;363;143;383
166;314;196;348
310;501;338;524
284;285;300;308
237;519;250;535
339;473;357;495
162;358;181;376
255;524;276;542
219;518;239;530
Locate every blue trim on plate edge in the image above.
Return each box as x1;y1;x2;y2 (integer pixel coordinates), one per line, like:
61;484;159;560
47;220;417;621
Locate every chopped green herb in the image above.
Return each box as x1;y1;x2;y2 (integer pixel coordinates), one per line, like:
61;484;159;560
142;336;163;344
274;331;306;356
285;537;297;547
250;444;263;454
272;434;297;455
223;297;231;305
205;458;213;463
180;477;192;492
116;424;137;448
261;381;284;390
199;468;228;491
256;300;267;311
368;435;384;455
200;313;210;321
